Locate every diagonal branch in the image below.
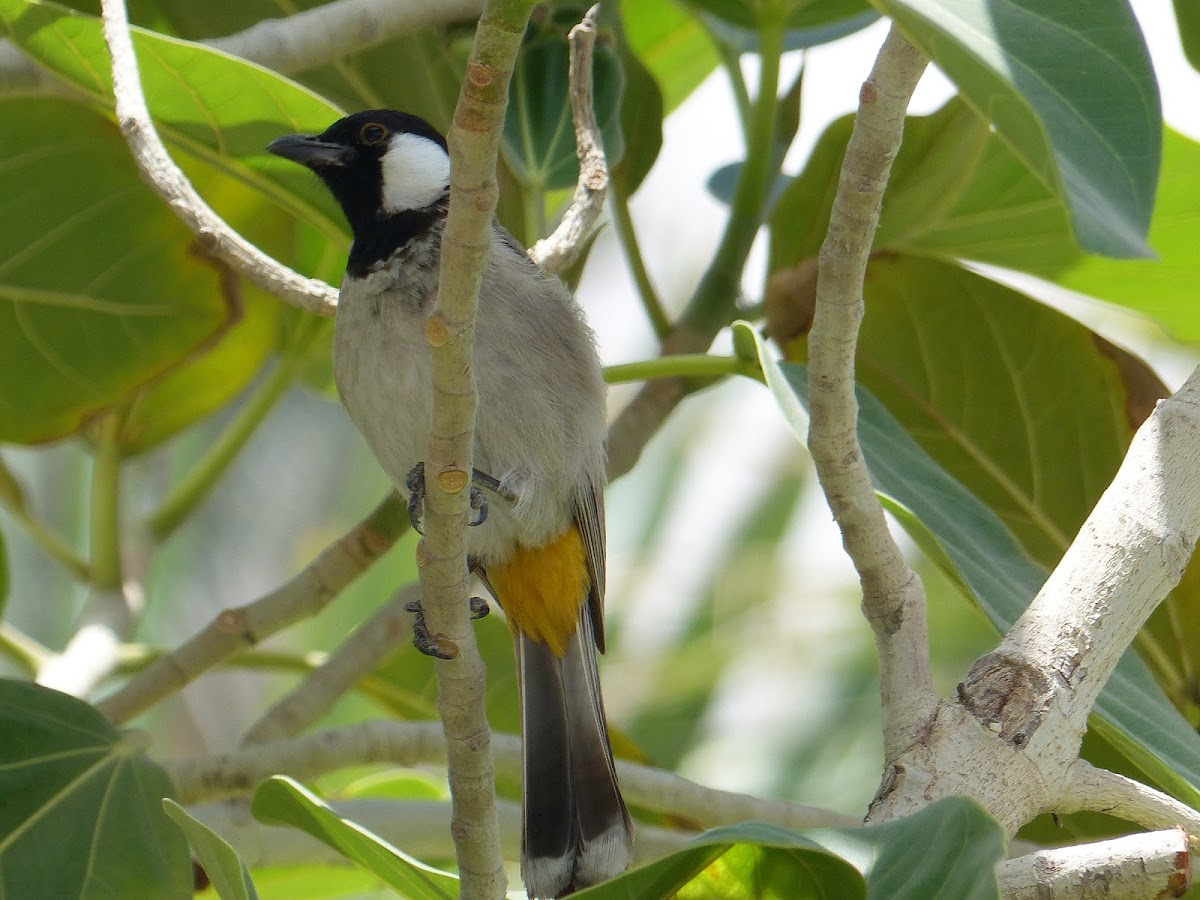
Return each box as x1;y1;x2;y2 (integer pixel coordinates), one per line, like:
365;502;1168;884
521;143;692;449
1;0;485;95
97;494;408;724
805;25;936;760
99;0;338;315
239;583;421;745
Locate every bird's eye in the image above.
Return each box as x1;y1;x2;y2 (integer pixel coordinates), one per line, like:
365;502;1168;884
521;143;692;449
360;123;388;145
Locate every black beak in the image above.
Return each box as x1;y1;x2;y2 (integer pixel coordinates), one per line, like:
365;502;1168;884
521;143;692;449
267;133;352;168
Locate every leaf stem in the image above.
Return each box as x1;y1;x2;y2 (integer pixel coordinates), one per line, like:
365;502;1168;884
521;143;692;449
90;411;124;590
146;322;322;542
4;507;92;583
679;18;785;335
714;37;752;133
605;354;754;384
610;177;670;340
0;622;52;675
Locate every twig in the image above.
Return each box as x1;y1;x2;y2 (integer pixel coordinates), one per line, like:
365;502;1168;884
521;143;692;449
99;0;338;316
188;797;690;870
996;829;1191;899
164;720;857;832
528;5;607;275
1058;759;1200;838
416;2;536;895
0;0;485;96
240;584;421;745
97;493;408;723
805;25;936;760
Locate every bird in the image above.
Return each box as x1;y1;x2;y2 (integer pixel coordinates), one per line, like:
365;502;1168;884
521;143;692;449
268;109;633;898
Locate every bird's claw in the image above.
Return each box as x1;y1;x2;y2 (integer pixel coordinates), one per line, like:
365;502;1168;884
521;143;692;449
404;462;426;535
469;595;490;619
469;486;488;527
405;600;457;659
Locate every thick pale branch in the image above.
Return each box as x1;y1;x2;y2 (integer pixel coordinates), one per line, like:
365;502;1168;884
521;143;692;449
99;0;338;315
97;494;408;723
528;4;607;275
240;584;421;745
997;829;1190;899
164;720;856;832
960;365;1200;760
806;25;935;759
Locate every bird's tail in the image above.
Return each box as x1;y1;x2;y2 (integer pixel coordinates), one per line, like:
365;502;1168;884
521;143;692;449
517;608;632;899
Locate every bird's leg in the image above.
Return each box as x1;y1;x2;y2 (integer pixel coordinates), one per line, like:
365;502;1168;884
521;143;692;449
404;562;492;659
403;462;518;532
403;599;456;659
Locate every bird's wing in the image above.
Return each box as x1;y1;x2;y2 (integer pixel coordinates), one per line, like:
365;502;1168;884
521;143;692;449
573;471;607;653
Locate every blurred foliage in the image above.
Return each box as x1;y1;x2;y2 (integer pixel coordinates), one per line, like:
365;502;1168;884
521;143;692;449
0;0;1197;896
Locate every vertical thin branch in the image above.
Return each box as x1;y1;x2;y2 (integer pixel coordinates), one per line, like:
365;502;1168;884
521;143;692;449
417;2;535;896
528;5;607;275
806;26;936;760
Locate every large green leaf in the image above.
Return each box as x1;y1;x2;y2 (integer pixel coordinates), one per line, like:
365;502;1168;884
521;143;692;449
808;797;1004;899
0;525;7;619
620;0;719;113
578;797;1002;899
739;322;1200;810
686;0;878;51
0;100;233;444
872;0;1160;260
163;799;258;900
576;822;864;899
854;256;1131;569
504;25;626;192
198;865;393;900
250;776;458;899
1056;129;1200;343
1173;0;1200;73
0;678;190;897
0;0;348;243
768;99;1080;277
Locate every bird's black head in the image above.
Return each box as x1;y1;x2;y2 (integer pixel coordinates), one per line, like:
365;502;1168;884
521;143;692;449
268;109;450;276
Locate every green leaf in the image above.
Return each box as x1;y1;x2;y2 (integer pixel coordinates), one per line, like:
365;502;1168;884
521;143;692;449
620;0;719;113
854;256;1130;569
872;0;1160;259
1173;0;1200;73
198;865;394;900
611;25;665;195
574;821;865;899
0;99;233;444
737;321;1200;811
0;678;190;898
695;0;878;52
0;0;348;243
768;99;1080;277
504;31;626;191
809;797;1004;899
163;799;259;900
1055;129;1200;342
250;776;458;899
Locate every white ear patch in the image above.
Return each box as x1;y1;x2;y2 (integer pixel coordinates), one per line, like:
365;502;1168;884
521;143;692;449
379;133;450;213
